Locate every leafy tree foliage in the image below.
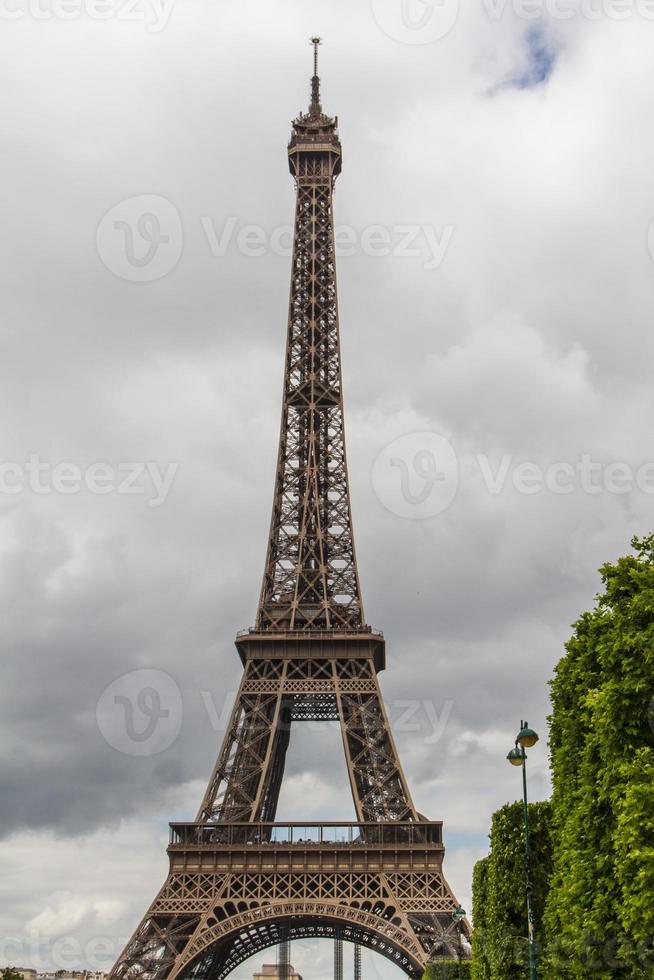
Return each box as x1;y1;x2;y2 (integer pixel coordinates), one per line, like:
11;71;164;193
471;857;491;980
1;970;26;980
471;801;552;979
423;960;472;980
544;535;654;978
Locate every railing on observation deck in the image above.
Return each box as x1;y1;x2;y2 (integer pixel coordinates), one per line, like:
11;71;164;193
169;821;443;848
235;627;384;639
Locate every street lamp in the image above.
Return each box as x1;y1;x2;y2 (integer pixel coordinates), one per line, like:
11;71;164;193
507;720;540;980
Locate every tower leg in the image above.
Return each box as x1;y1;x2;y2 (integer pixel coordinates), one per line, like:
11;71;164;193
278;932;290;980
334;935;343;980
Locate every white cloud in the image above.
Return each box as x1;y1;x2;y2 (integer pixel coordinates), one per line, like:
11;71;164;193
25;893;92;941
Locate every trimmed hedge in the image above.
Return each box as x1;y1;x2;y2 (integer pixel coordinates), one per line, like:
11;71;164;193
471;857;491;980
471;536;654;979
471;801;552;980
543;535;654;978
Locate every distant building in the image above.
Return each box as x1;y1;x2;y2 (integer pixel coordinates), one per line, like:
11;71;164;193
14;970;37;980
253;964;302;980
53;972;107;980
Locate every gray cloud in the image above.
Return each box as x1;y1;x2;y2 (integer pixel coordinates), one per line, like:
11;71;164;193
1;0;653;971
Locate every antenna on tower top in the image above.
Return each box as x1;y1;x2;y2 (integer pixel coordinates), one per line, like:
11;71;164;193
309;35;322;117
311;36;321;73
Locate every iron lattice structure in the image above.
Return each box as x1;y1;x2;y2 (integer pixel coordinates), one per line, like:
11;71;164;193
257;43;360;633
334;937;343;980
109;40;469;980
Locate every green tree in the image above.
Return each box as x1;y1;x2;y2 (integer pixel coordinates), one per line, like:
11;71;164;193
471;857;491;980
471;801;552;980
1;970;26;980
544;535;654;978
423;961;472;980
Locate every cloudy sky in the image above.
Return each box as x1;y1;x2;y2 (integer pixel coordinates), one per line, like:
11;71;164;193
2;0;654;977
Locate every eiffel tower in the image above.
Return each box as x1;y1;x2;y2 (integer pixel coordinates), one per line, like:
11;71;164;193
109;39;469;980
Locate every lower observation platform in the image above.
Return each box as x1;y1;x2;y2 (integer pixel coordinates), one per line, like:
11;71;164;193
150;821;456;980
169;820;443;848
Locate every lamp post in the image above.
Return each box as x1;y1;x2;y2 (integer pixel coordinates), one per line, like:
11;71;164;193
507;720;540;980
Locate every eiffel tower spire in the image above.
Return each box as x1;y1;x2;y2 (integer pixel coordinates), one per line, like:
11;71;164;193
309;36;322;116
256;39;362;632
